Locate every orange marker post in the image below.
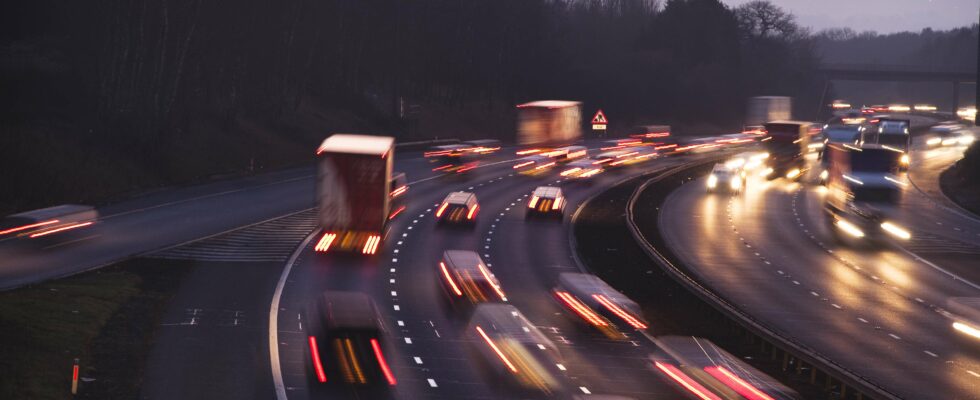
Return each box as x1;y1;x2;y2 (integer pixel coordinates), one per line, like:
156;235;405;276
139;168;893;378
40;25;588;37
71;358;79;395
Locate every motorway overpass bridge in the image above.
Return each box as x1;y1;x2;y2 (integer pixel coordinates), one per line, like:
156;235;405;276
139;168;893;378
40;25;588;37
817;63;977;112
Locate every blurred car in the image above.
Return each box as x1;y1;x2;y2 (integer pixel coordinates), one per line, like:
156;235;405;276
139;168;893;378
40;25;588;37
436;191;479;226
925;124;975;147
947;297;980;343
513;155;557;174
425;144;478;173
547;145;588;163
552;272;648;339
728;151;769;172
706;163;745;195
0;204;98;243
306;291;396;387
560;158;604;179
467;304;562;394
438;250;507;309
463;139;501;154
527;186;566;218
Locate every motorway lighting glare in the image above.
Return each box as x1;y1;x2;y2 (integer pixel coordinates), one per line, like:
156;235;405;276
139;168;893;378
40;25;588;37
953;322;980;340
888;105;911;112
835;219;865;238
706;175;718;188
881;221;911;240
914;104;937;111
725;158;745;168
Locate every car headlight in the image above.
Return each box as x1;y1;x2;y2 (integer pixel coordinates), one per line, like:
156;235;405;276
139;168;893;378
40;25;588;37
926;137;942;146
730;177;741;189
961;135;975;145
819;170;829;180
900;154;910;165
786;168;801;179
707;174;718;188
881;221;911;240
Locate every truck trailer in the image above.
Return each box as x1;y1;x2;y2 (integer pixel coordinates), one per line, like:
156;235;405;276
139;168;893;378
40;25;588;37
314;134;396;255
746;96;791;132
516;101;582;147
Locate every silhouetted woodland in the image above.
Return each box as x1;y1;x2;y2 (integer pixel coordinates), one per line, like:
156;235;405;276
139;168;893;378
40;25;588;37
0;0;918;212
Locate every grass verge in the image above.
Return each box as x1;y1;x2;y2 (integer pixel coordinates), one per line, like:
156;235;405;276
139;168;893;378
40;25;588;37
0;258;191;399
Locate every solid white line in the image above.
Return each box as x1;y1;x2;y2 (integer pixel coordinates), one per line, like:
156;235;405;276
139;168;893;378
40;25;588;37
893;245;980;292
269;227;320;400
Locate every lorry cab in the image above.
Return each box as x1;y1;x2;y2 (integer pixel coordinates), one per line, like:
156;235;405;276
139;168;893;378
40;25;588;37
762;120;811;180
436;191;479;226
438;250;507;309
867;118;911;170
823;143;911;243
306;291;396;387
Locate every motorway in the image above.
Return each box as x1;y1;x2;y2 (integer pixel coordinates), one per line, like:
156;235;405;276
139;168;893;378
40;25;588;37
271;151;697;399
655;130;980;399
0;151;453;290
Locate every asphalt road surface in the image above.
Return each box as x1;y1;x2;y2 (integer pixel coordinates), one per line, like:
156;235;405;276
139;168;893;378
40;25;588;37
656;134;980;399
272;153;698;399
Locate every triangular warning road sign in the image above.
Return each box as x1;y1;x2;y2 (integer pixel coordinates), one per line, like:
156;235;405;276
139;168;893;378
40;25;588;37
591;110;608;124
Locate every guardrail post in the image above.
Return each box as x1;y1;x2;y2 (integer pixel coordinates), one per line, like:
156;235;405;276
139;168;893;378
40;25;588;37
782;351;789;371
811;366;817;384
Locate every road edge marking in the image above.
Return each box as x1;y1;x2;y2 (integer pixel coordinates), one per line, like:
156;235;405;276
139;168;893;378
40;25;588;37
270;227;320;400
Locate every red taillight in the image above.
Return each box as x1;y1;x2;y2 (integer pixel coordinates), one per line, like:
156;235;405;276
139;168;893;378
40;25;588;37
655;362;721;400
315;232;337;252
476;326;518;373
703;366;774;400
555;291;607;326
513;160;535;169
0;219;60;236
435;202;449;217
390;185;408;198
477;263;506;300
29;221;93;238
388;206;406;220
467;204;479;220
308;336;327;383
370;339;397;386
440;262;463;296
592;294;647;329
362;235;381;255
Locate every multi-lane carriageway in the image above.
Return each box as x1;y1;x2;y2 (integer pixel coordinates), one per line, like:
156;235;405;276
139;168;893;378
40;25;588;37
657;131;980;400
6;122;974;399
270;148;701;400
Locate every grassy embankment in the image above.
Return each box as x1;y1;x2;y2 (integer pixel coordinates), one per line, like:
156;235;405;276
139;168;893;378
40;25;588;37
0;258;190;399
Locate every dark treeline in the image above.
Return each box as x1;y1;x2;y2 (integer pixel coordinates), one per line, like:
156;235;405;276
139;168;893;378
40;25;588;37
814;24;979;109
1;0;821;213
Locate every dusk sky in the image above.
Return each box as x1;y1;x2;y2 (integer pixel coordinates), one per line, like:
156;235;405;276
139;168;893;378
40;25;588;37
724;0;980;34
